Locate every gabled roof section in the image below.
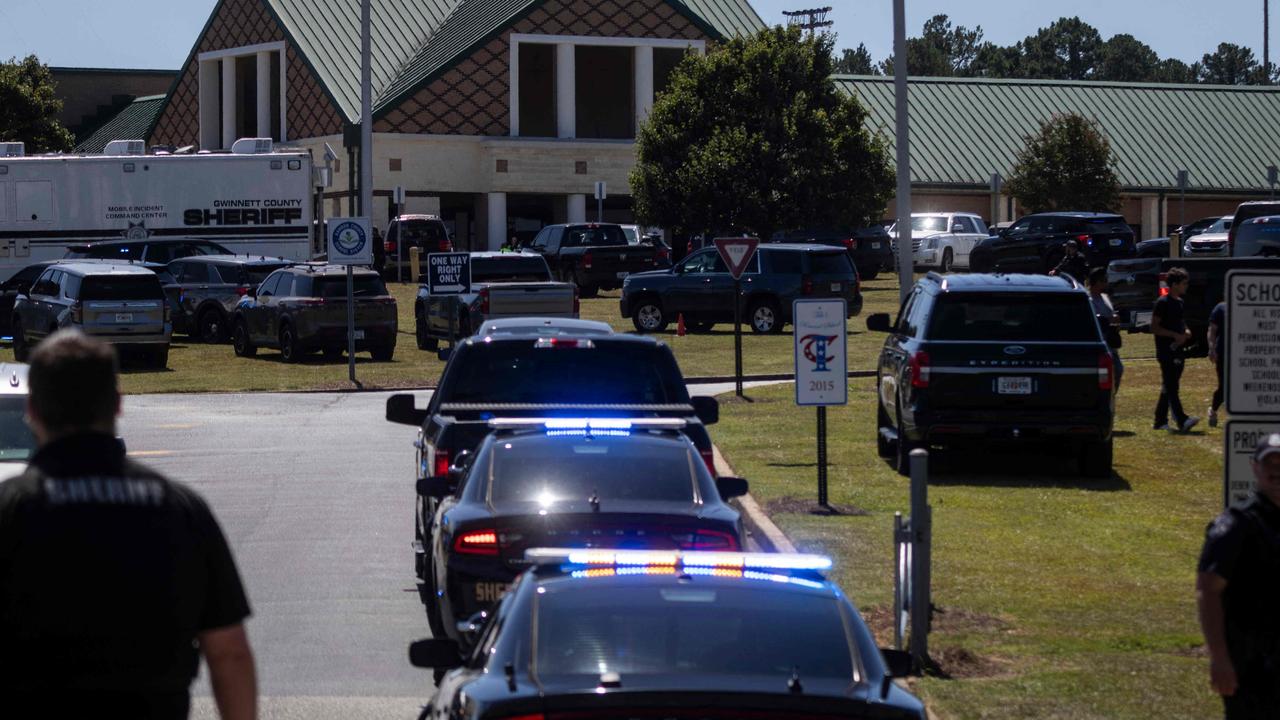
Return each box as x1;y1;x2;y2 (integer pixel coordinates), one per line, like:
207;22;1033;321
375;0;765;116
266;0;460;121
75;95;167;153
834;75;1280;192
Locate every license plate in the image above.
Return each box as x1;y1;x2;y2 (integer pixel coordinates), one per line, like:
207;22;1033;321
1109;238;1123;246
871;242;881;249
114;313;133;323
1133;311;1152;327
473;581;511;603
353;330;365;340
830;282;841;291
616;272;628;279
997;377;1033;395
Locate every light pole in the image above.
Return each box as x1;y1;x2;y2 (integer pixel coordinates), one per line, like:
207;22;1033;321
893;0;913;303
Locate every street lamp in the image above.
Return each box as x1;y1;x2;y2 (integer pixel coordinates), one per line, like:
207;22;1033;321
892;0;913;303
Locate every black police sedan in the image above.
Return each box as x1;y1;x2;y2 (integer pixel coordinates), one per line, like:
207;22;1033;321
421;418;748;644
410;549;926;720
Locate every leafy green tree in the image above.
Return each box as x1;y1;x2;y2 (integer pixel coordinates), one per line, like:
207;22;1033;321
1020;17;1103;79
881;14;984;76
1198;43;1258;84
631;26;894;240
1005;113;1122;212
1152;58;1199;84
0;55;74;152
1096;34;1159;82
834;43;878;75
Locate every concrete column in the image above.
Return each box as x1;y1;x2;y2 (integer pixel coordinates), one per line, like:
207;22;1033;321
567;194;587;223
221;57;237;149
634;45;654;134
1141;196;1160;240
556;44;575;139
256;51;273;139
486;192;507;251
198;60;221;150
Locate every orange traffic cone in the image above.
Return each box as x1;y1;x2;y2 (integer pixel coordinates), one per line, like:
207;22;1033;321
677;312;686;337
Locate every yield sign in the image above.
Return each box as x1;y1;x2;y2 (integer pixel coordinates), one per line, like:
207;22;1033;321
714;237;760;280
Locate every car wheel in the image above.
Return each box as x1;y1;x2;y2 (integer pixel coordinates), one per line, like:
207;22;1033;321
632;299;668;333
12;323;29;362
415;314;438;351
371;343;395;362
423;558;447;639
749;298;781;334
279;324;299;363
232;320;256;357
1081;439;1113;479
197;308;227;343
876;394;893;458
939;248;954;273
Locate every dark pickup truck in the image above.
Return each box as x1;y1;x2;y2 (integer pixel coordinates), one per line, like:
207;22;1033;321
1108;213;1280;354
384;333;721;628
521;222;671;297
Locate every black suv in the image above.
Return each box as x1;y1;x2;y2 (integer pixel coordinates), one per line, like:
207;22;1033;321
770;225;893;279
620;243;861;334
969;212;1135;274
164;255;295;342
866;273;1117;477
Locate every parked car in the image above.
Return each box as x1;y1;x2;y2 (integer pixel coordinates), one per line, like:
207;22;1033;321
413;252;576;350
163;255;294;342
1175;215;1225;243
1135;237;1171;258
620;243;862;334
64;238;232;265
888;212;990;272
969;212;1136;273
866;272;1117;477
521;222;671;297
1183;216;1232;257
771;224;893;279
12;262;172;367
419;419;747;645
1227;201;1280;250
384;214;453;279
231;264;397;362
0;261;58;337
410;549;925;720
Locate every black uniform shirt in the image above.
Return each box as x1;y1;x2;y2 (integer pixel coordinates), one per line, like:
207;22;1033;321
0;433;251;697
1054;252;1089;283
1198;492;1280;672
1152;294;1186;358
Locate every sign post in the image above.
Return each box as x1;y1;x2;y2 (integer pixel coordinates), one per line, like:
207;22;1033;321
794;298;848;507
1224;270;1280;506
714;237;760;397
328;217;372;384
593;181;606;223
427;252;472;350
394;185;406;282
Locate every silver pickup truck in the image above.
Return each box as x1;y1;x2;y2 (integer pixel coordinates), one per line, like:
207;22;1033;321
413;252;577;350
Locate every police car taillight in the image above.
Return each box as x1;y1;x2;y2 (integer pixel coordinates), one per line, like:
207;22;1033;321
583;251;594;270
479;288;490;314
801;275;813;296
675;529;738;551
1098;352;1114;391
699;448;717;477
454;530;499;555
235;286;251;297
1157;272;1169;297
433;449;450;478
843;237;856;250
909;350;931;388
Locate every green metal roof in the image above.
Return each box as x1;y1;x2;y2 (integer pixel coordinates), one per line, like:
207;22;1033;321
674;0;764;39
75;95;167;153
834;75;1280;193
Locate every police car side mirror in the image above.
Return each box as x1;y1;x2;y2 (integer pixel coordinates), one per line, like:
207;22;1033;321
715;476;748;500
386;393;429;426
880;648;914;678
691;396;719;425
866;313;892;333
408;638;463;670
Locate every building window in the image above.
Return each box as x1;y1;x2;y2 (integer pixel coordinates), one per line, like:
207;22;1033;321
390;158;402;172
575;46;633;139
198;42;288;149
518;43;556;137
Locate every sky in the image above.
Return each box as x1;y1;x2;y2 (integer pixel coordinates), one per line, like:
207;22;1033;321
0;0;1273;70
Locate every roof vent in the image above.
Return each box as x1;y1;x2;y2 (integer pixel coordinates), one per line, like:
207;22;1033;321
231;137;274;155
0;142;24;158
103;140;146;156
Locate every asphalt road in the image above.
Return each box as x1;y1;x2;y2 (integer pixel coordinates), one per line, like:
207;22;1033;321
119;381;776;719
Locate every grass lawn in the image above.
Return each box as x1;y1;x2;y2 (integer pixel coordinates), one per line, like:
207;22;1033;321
712;353;1225;719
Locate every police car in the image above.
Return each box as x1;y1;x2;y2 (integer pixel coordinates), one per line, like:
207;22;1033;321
410;548;925;720
420;418;749;642
0;364;36;482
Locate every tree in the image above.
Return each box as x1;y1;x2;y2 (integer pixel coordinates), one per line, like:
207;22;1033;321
1096;34;1159;82
1020;17;1103;80
1199;43;1258;84
0;55;74;153
1152;58;1199;84
967;41;1024;78
834;43;878;75
881;14;984;76
1005;114;1122;213
631;26;894;240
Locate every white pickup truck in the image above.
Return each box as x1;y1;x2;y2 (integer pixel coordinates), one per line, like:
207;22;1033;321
413;252;577;350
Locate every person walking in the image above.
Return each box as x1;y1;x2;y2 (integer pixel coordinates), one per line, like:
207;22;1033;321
1152;266;1199;432
0;331;257;719
1208;300;1226;427
1088;267;1123;392
1197;432;1280;718
1048;239;1090;282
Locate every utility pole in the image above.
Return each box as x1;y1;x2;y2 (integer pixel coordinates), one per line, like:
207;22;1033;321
782;6;834;36
892;0;913;304
1267;0;1272;83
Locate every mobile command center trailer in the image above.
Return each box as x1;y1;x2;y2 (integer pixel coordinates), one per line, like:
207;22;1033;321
0;138;313;280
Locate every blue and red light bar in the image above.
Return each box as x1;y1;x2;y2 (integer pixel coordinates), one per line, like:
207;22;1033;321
524;548;833;573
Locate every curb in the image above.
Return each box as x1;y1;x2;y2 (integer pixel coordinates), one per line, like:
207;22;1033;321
712;444;796;554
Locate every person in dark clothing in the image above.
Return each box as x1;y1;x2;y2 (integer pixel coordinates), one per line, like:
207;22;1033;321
1152;266;1200;432
1198;432;1280;719
1208;301;1226;427
0;331;257;719
1049;239;1089;282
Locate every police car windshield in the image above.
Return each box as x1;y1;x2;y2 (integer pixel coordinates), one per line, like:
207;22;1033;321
490;436;695;504
0;397;37;461
928;295;1099;342
536;585;854;679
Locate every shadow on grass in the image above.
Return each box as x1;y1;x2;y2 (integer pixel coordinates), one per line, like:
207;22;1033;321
921;446;1132;491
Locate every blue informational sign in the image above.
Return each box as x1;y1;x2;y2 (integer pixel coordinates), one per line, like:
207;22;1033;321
794;299;848;406
327;216;372;265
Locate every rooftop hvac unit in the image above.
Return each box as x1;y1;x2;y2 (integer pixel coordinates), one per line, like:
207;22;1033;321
231;137;274;154
0;142;25;158
103;139;146;156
